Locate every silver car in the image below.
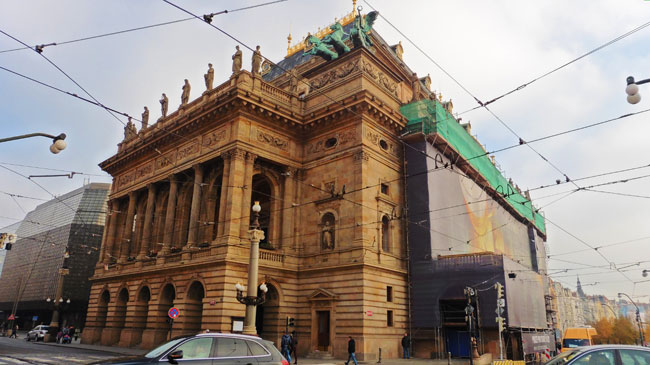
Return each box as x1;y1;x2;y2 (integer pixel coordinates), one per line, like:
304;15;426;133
26;325;49;342
547;345;650;365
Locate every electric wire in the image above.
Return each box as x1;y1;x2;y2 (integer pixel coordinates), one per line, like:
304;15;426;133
458;19;650;115
0;0;288;54
0;161;110;178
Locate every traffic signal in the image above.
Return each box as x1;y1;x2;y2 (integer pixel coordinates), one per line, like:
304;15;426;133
0;233;16;250
496;316;506;332
495;282;504;299
287;317;295;327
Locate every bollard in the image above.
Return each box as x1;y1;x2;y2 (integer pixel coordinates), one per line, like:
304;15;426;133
448;351;452;365
377;347;382;363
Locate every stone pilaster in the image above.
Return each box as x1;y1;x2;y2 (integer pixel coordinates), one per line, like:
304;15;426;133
161;176;179;255
186;164;204;247
216;151;232;238
104;200;121;264
281;167;297;249
239;152;257;240
98;200;113;265
137;184;156;260
222;148;247;242
118;191;137;263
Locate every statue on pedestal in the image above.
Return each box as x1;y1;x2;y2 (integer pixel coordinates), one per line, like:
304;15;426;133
181;79;191;105
232;45;242;74
124;117;138;140
252;45;262;75
204;63;214;90
160;93;168;118
141;106;149;129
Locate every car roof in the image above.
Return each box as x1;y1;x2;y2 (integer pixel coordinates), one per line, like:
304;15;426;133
577;345;650;351
194;333;265;341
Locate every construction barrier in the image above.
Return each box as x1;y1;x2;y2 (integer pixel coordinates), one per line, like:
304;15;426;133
493;360;526;365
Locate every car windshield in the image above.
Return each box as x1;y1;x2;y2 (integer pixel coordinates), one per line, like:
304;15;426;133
547;349;582;365
144;338;186;358
563;339;590;348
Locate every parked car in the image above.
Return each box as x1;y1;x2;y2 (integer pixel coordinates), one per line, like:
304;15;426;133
26;325;49;342
89;332;289;365
547;345;650;365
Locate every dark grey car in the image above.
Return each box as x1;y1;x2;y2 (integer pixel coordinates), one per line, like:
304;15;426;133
547;345;650;365
90;333;288;365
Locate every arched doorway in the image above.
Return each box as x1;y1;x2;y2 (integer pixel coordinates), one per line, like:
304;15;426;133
257;283;281;342
183;281;205;334
92;290;110;344
159;284;176;340
115;288;128;331
133;286;150;346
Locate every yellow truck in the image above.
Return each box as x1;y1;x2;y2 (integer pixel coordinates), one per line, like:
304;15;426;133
561;327;598;352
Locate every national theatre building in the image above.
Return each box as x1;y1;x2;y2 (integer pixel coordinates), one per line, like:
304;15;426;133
83;3;550;361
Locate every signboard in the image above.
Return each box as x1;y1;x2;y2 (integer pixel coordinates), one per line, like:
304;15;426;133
32;316;38;321
521;332;554;354
8;314;15;320
168;307;179;319
366;310;373;316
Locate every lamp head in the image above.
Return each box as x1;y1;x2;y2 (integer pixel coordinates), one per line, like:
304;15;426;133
643;269;648;278
235;282;244;292
252;201;261;213
259;282;268;293
66;298;71;304
50;133;67;154
46;297;51;302
59;298;64;303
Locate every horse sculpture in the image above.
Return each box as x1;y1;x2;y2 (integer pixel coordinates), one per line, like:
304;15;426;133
304;35;339;61
321;22;350;56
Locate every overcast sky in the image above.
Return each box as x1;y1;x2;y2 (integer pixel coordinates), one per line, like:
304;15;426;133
1;0;649;302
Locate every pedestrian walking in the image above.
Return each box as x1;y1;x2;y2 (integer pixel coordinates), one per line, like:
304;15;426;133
9;324;18;338
401;332;411;359
290;330;298;364
345;336;358;365
281;332;292;363
1;322;6;337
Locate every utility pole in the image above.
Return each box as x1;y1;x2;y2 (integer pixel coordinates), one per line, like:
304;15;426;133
464;286;476;365
495;282;506;360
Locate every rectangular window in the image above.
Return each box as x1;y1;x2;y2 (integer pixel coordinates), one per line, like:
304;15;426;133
387;286;393;302
380;183;389;195
387;310;394;327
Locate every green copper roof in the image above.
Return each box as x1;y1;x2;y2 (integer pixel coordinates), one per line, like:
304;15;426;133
401;99;546;235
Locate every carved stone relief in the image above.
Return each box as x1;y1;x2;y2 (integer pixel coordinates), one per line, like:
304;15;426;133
202;129;227;149
310;59;359;90
177;140;200;162
306;129;357;155
255;127;289;151
364;127;401;158
135;162;154;182
155;151;176;171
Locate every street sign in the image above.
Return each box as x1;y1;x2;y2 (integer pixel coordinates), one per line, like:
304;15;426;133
366;310;373;316
8;314;14;320
168;307;180;319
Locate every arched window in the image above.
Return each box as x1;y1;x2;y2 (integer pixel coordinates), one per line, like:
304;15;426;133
381;215;390;252
251;175;272;248
321;213;336;250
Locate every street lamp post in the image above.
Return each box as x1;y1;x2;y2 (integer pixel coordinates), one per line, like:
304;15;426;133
0;132;67;153
235;201;268;335
618;292;645;346
625;76;650;104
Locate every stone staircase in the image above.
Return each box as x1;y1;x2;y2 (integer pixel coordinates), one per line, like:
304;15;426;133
305;350;336;360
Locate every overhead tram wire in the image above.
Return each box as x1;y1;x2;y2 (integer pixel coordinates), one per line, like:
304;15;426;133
362;1;582;192
458;19;650;115
0;161;110;178
548;235;650;258
0;0;288;54
545;216;636;284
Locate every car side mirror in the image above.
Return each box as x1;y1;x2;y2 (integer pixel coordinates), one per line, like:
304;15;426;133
167;350;183;364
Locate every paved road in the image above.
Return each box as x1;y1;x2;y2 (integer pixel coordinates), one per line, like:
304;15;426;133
0;336;118;364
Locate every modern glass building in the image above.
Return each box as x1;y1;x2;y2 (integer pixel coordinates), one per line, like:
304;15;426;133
0;221;21;278
0;183;110;331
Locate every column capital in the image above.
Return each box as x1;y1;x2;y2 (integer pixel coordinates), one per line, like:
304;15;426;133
245;151;258;162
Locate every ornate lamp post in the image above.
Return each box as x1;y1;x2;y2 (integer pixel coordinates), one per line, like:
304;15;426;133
618;292;645;346
235;201;268;335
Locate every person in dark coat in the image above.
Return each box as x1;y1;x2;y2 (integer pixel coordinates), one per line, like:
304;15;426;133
290;331;298;364
402;332;411;359
345;336;358;365
281;332;292;363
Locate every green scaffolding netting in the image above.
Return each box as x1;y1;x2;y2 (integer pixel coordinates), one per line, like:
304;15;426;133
400;99;546;235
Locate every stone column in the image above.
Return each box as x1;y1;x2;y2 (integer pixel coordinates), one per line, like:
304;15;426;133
119;191;137;263
186;164;204;248
239;152;257;240
161;176;179;255
216;151;232;238
280;167;296;249
137;184;156;260
98;200;113;265
222;148;247;241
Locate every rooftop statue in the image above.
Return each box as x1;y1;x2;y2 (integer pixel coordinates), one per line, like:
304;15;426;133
252;45;262;75
304;35;338;61
232;45;242;74
350;11;379;48
321;22;349;55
